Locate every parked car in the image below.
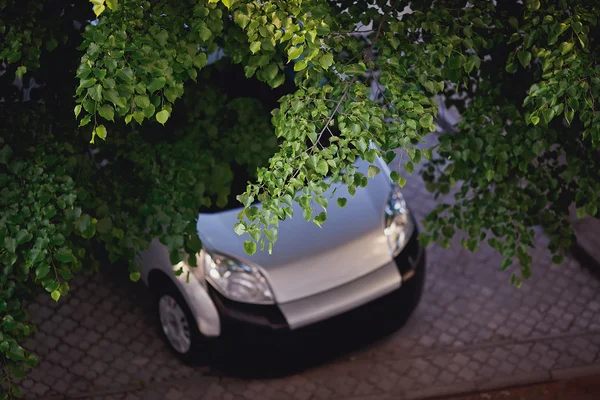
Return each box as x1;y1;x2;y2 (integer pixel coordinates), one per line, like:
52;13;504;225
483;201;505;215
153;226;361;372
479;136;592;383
137;155;426;360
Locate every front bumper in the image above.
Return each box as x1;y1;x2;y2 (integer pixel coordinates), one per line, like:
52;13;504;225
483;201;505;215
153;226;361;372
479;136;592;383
208;227;425;336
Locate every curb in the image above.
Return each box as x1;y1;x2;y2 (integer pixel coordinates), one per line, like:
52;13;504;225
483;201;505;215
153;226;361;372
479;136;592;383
475;371;550;392
551;364;600;380
402;367;600;400
404;382;477;400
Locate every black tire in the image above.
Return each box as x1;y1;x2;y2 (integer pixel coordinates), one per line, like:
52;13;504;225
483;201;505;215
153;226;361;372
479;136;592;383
152;279;205;364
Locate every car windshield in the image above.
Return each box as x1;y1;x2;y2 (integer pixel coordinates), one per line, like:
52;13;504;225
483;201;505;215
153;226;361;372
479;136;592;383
197;61;295;213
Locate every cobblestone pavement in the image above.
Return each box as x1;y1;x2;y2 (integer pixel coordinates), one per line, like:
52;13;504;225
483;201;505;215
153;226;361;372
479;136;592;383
19;132;600;399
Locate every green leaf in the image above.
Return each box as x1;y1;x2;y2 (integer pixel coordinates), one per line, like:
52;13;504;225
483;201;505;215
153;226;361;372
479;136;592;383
508;32;521;44
530;115;540;125
234;12;250;29
559;42;574;55
405;161;414;174
198;25;212;42
16;65;27;79
542;108;555;123
464;55;481;73
527;0;540;11
46;37;58;51
77;63;92;79
234;222;246;236
294;59;308;71
96;217;112;234
134;95;150;109
316;160;329;175
193;53;208;69
16;230;32;244
8;343;25;361
263;63;278;81
3;317;17;332
44;279;60;293
314;212;327;228
55;247;76;263
148;77;167;92
264;228;278;242
304;206;313;222
250;41;261;54
104;89;126;108
51;290;61;302
81;115;92;129
565;107;575;125
315;195;328;209
129;271;141;282
447;55;462;69
117;68;134;82
35;264;50;280
74;105;82;118
288;45;304;61
367;165;380;178
187;234;202;253
156;109;170;125
569;97;579;110
59;267;72;280
337;197;348;208
319;53;334;69
59;282;69;296
419;114;433;128
0;144;13;165
222;0;231;8
98;104;115;121
423;80;437;94
88;84;103;101
365;149;377;163
93;125;107;142
517;51;532;68
93;4;105;17
244;240;257;255
397;176;407;187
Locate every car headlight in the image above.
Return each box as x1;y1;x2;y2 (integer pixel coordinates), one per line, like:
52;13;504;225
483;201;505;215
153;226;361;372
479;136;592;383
202;251;275;304
384;186;414;256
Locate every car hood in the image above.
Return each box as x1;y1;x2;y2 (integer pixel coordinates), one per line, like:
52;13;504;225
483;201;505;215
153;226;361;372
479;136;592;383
196;158;396;303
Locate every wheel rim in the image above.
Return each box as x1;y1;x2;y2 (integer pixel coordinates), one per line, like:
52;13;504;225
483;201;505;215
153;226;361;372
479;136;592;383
158;295;192;354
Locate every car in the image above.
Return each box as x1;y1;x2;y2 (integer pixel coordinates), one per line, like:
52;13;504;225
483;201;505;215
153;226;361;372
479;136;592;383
136;155;426;361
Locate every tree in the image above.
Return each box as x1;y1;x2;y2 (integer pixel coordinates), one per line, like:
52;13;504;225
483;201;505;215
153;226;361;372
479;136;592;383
1;0;598;396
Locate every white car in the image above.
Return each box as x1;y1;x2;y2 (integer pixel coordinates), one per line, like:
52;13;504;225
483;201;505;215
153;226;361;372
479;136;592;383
137;156;425;360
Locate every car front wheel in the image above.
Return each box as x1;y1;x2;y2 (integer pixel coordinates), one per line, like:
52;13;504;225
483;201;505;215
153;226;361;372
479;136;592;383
154;281;204;363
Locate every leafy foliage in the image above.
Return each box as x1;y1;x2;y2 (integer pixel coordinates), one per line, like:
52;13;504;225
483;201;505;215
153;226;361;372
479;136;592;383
1;0;599;396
